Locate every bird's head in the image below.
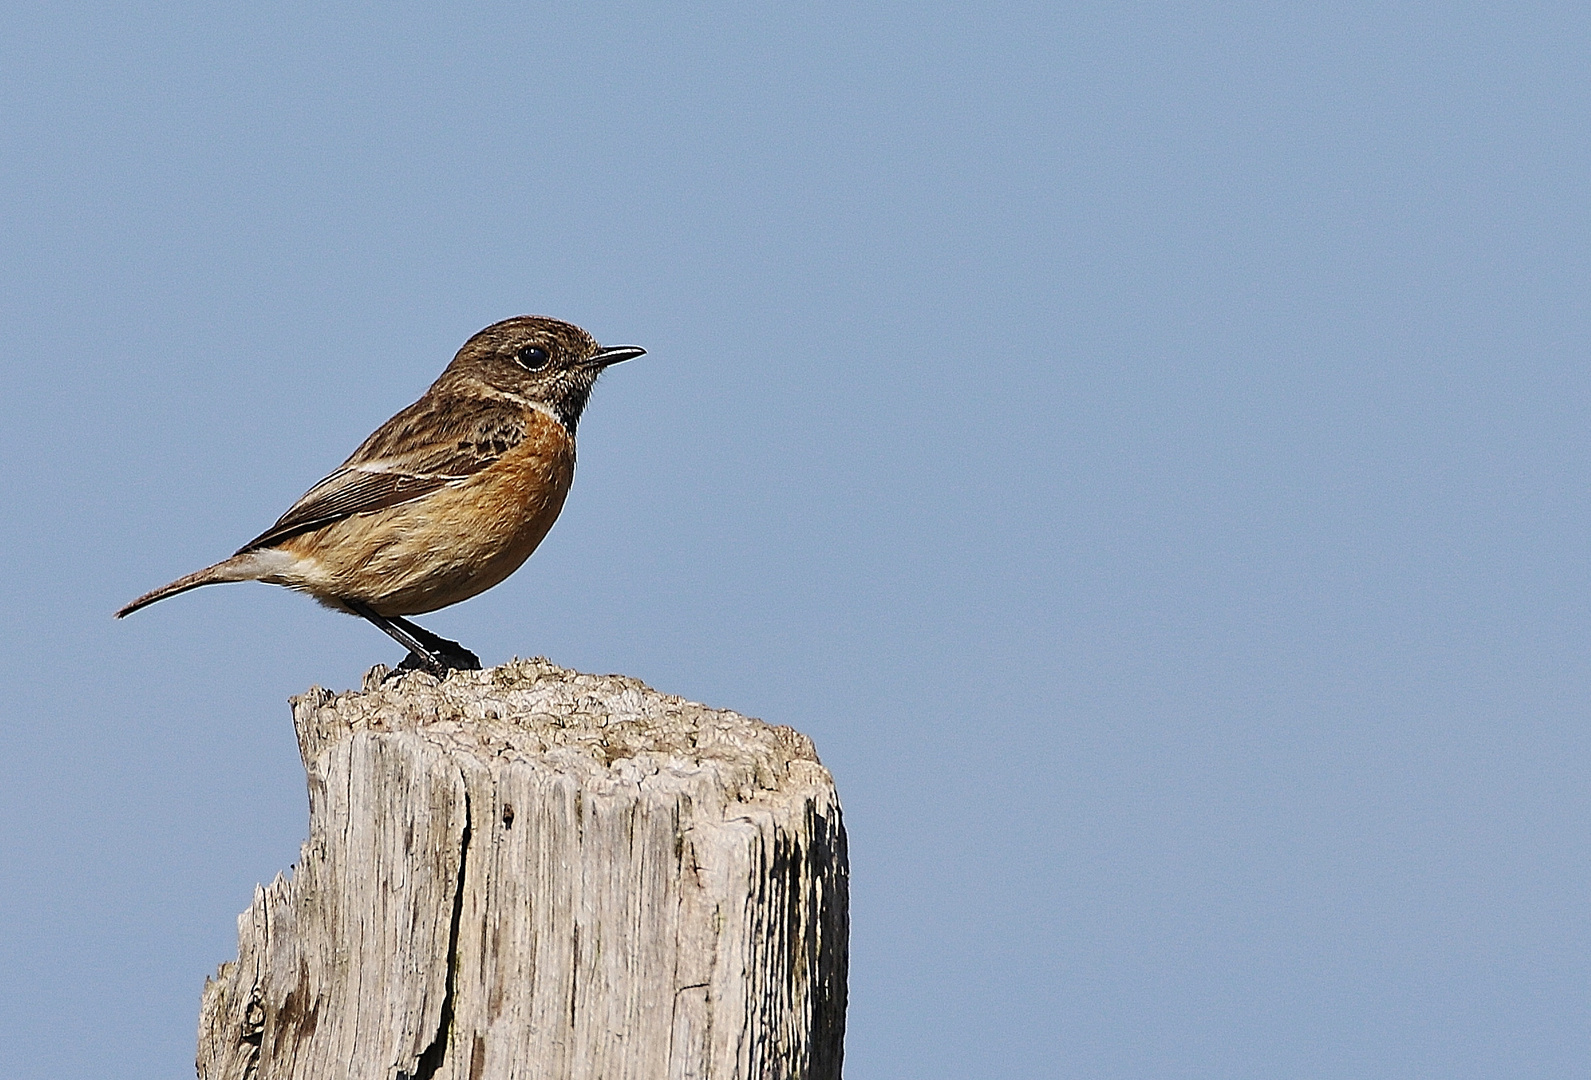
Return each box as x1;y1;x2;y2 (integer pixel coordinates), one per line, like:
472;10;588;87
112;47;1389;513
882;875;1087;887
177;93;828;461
444;315;644;434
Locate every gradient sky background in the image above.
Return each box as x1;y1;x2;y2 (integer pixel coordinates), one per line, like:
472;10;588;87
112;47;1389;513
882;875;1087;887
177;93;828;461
3;3;1589;1077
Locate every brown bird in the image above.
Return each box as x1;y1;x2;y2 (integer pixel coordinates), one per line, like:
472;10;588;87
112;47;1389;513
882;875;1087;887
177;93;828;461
116;315;644;674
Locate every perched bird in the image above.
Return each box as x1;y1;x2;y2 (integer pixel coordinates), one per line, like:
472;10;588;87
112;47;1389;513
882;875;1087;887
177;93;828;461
116;315;644;674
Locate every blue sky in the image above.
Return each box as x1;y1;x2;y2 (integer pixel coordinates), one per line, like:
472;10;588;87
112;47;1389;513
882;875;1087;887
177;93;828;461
2;3;1588;1077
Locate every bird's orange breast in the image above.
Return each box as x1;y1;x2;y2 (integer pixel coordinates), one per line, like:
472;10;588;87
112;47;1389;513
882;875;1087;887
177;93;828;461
272;410;577;615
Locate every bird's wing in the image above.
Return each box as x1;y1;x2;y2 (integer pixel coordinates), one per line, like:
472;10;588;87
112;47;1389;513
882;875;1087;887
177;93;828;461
237;395;529;552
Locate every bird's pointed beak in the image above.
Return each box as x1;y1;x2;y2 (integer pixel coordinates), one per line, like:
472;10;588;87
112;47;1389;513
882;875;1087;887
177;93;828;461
587;345;645;369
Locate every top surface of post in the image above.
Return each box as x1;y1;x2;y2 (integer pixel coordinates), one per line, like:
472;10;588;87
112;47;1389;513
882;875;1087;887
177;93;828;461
290;657;825;793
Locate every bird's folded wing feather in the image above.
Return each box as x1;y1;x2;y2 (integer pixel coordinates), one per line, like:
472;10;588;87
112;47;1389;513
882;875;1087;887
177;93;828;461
237;394;528;552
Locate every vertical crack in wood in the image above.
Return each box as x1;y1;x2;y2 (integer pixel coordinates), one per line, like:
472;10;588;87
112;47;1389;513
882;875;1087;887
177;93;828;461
238;985;264;1080
405;785;471;1080
568;924;580;1031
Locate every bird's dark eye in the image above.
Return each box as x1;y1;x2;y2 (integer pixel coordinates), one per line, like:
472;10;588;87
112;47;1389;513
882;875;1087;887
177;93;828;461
515;345;550;370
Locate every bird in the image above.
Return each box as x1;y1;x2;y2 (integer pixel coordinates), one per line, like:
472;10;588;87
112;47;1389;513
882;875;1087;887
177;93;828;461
116;315;644;675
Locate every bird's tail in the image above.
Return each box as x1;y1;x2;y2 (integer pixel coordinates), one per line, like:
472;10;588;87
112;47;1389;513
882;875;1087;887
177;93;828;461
115;551;280;618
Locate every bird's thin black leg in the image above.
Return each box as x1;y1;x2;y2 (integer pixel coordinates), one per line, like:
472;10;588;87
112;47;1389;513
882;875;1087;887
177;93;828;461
387;614;481;670
342;598;480;675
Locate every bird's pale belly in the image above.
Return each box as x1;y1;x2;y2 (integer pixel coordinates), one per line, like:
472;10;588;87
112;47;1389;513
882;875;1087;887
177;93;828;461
266;420;576;616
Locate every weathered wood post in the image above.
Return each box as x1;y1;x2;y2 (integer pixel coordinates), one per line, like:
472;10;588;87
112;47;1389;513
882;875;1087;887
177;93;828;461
197;659;848;1079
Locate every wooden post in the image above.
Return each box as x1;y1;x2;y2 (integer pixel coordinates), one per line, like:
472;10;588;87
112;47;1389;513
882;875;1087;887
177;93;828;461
197;659;848;1080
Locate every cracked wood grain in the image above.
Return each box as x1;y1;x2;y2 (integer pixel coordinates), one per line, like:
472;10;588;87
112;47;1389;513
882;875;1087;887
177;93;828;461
197;659;848;1080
